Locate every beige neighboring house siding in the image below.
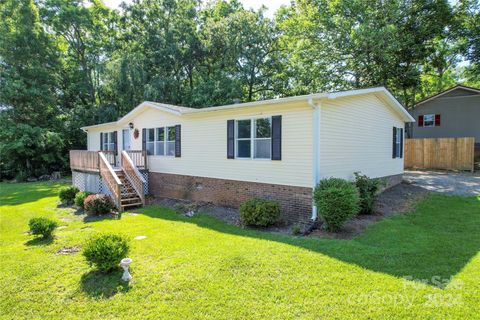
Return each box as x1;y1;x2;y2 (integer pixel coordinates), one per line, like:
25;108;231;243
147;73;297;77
98;101;315;188
320;94;405;180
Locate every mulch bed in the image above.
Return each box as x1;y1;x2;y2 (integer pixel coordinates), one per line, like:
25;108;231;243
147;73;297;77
148;181;429;238
309;182;429;239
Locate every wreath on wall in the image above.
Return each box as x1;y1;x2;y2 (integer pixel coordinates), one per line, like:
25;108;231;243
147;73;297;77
133;128;139;139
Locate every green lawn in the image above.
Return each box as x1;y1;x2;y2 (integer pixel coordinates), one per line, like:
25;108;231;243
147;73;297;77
0;181;479;319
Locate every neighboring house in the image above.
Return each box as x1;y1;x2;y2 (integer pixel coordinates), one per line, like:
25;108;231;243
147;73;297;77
410;85;480;143
70;87;414;225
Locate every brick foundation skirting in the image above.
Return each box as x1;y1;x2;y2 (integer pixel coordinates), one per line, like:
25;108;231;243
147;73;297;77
148;172;404;225
148;172;314;225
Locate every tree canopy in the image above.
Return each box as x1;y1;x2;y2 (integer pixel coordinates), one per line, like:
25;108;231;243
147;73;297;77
0;0;478;179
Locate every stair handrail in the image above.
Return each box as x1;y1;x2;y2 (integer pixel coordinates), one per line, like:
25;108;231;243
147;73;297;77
121;150;146;205
99;151;123;211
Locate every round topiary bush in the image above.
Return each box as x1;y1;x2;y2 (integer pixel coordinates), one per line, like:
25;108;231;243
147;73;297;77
83;233;130;273
84;194;114;215
313;178;359;232
239;198;281;227
28;217;58;238
59;186;79;205
75;191;93;209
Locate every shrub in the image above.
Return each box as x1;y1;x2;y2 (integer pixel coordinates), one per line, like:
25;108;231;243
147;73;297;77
239;198;280;227
291;224;302;236
28;217;58;238
84;194;114;215
75;191;92;209
83;233;130;273
354;172;381;215
59;186;79;204
313;178;359;232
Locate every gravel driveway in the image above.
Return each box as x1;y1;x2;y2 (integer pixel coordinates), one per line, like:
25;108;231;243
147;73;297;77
404;170;480;196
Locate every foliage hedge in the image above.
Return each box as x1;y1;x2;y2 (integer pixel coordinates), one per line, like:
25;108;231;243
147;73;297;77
84;194;114;215
58;186;79;205
354;172;381;215
74;191;93;209
83;233;130;273
28;217;58;238
239;198;280;227
313;178;359;232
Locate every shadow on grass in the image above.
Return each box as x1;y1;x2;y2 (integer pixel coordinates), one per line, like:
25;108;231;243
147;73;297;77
139;195;480;288
24;236;54;246
0;181;66;206
80;269;130;299
83;213;120;223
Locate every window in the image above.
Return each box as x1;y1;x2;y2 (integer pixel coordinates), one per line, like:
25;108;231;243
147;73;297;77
145;126;176;156
166;126;176;156
146;128;155;155
395;127;402;157
155;128;165;155
423;114;435;127
235;118;272;159
102;132;115;151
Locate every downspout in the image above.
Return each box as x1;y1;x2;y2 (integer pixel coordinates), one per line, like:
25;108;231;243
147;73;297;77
308;98;321;221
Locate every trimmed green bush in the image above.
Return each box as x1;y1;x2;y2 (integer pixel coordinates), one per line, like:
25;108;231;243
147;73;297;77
28;217;58;238
58;186;79;204
313;178;359;232
75;191;92;209
83;233;130;273
354;172;381;215
239;198;280;227
84;194;114;215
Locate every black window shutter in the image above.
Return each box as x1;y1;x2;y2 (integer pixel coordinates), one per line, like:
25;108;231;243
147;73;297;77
113;131;118;155
392;127;397;158
400;128;404;158
175;125;181;157
100;132;103;151
227;120;235;159
142;128;146;153
271;115;282;160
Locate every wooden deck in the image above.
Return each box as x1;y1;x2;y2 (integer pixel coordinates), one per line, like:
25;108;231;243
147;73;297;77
70;150;147;172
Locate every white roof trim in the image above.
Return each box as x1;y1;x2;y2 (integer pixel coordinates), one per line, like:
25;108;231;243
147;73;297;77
81;86;414;130
416;85;480;106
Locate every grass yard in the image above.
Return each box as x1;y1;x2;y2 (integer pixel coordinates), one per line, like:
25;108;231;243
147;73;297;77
0;181;479;319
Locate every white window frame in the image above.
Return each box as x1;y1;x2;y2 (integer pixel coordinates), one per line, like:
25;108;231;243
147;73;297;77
395;127;402;158
146;128;155;155
235;117;272;160
166;126;176;156
146;126;176;157
102;132;115;151
423;114;435;127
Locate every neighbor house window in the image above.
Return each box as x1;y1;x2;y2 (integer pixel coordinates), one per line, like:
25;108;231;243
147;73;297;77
418;114;440;127
423;114;435;127
102;132;115;151
235;117;272;159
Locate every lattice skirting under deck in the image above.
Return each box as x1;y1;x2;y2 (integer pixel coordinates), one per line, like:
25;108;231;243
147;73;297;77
72;170;149;196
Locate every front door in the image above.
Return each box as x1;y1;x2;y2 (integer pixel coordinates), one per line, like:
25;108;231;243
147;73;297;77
122;129;131;151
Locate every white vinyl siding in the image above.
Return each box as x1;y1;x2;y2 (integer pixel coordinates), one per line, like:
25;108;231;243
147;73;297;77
127;102;313;187
319;94;405;180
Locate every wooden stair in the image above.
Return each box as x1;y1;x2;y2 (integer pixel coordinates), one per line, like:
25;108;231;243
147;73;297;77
116;170;143;210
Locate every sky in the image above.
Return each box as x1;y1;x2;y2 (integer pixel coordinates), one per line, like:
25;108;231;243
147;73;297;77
102;0;291;16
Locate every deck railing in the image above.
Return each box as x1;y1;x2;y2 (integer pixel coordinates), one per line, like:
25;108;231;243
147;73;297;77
102;150;116;167
70;150;99;172
124;150;147;169
121;151;146;205
99;152;123;211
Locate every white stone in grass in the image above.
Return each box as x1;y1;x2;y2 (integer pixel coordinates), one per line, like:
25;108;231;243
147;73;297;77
134;235;147;240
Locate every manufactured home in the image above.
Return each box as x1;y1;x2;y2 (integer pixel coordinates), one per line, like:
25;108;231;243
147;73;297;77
70;87;415;224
